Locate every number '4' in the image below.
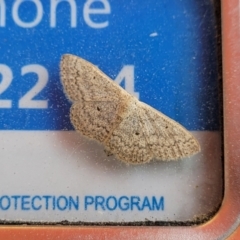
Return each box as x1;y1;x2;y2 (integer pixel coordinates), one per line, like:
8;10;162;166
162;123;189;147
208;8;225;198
114;65;139;99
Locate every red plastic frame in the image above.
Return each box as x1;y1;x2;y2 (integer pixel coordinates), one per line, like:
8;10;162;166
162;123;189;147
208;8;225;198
1;0;239;239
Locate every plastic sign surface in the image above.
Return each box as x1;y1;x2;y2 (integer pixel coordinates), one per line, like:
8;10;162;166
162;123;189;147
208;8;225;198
0;0;222;223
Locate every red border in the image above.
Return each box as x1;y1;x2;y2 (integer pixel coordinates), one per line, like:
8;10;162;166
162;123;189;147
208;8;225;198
1;0;240;239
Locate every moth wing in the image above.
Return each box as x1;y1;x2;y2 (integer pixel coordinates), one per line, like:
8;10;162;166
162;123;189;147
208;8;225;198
60;54;129;102
138;102;200;161
105;100;153;164
70;101;123;143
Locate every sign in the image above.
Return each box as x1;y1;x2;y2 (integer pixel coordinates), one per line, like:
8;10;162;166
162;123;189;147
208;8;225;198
0;0;222;223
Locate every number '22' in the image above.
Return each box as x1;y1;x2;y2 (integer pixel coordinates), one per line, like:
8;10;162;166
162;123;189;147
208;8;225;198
0;64;48;109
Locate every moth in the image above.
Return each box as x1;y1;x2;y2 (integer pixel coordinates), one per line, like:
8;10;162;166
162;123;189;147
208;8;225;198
60;54;200;164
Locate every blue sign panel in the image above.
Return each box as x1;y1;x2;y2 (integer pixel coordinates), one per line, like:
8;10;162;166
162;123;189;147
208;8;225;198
0;0;219;130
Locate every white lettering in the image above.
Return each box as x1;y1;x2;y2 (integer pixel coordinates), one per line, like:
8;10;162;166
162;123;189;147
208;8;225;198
12;0;43;28
19;64;48;109
0;0;6;27
83;0;110;29
0;64;13;108
115;65;139;99
50;0;77;27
